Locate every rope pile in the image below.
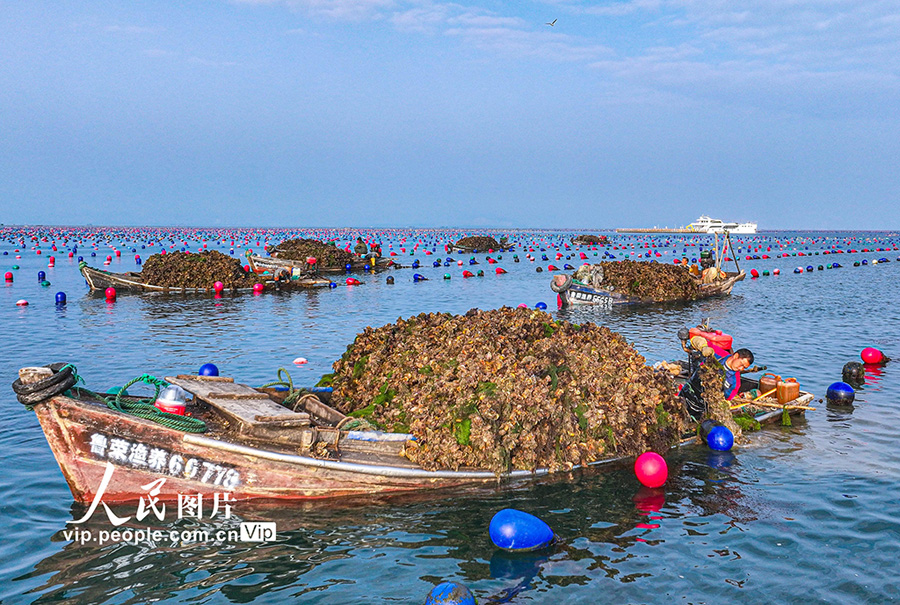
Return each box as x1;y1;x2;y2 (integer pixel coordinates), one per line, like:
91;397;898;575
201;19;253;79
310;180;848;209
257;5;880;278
12;363;207;433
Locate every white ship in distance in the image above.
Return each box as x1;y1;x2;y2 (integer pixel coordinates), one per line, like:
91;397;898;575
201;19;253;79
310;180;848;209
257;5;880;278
687;215;758;234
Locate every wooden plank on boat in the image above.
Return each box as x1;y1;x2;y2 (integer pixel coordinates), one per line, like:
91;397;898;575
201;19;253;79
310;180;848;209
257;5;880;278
173;374;234;383
166;376;310;435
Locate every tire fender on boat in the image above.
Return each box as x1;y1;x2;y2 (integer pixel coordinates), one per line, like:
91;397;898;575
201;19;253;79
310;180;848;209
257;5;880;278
550;274;572;293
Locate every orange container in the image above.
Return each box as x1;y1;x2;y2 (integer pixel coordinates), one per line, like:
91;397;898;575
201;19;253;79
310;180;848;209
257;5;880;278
759;373;781;395
776;378;800;404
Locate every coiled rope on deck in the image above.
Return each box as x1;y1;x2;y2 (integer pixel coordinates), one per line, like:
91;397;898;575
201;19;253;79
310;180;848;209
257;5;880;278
258;367;304;409
13;363;206;433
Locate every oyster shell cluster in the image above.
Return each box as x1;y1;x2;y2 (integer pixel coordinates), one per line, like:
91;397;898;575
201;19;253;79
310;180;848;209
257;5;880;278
572;234;609;245
140;250;256;288
325;307;689;474
269;238;355;267
580;260;700;302
454;236;502;251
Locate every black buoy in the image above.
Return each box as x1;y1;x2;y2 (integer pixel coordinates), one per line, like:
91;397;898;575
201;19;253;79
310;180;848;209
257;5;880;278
386;276;394;284
842;361;865;386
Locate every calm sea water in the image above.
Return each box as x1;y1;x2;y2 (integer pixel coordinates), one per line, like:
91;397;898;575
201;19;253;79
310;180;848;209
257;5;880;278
2;229;899;604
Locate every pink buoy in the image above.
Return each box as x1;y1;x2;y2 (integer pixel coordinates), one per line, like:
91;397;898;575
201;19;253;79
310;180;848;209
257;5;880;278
495;267;507;274
517;303;527;308
15;299;28;306
293;357;308;365
861;347;887;365
4;272;12;281
346;278;360;286
634;452;668;488
105;287;116;300
253;283;264;293
214;281;225;293
462;270;474;278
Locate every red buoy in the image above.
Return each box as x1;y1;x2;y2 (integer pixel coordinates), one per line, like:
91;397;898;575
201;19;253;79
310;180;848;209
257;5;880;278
105;287;116;300
861;347;887;365
635;452;668;488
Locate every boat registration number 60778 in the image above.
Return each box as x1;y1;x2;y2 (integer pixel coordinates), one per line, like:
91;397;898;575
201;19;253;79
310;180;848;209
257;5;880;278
86;431;241;489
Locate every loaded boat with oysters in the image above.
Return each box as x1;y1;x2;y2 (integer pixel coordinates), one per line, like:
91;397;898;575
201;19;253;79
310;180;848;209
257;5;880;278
14;310;812;504
246;237;397;275
80;250;332;294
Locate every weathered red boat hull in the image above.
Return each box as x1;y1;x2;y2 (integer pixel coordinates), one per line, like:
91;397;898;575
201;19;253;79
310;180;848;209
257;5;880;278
32;395;494;504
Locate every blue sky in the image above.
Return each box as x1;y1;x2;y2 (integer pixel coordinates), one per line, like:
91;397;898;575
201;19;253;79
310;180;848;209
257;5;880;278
1;0;899;229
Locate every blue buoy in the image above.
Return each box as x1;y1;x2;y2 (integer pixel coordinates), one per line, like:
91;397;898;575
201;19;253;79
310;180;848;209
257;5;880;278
535;302;547;309
826;381;855;405
199;363;219;377
707;426;734;451
413;273;426;282
806;265;814;272
433;261;440;267
345;263;352;272
38;270;46;281
364;264;371;271
489;509;555;552
78;256;83;262
55;292;66;304
328;282;337;288
862;259;868;265
794;267;803;273
424;582;476;605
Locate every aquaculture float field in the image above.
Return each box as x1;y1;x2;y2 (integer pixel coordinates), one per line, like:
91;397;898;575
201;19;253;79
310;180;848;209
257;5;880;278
2;226;900;604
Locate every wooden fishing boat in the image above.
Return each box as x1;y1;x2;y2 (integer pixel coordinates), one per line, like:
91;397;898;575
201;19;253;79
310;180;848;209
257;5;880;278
19;359;812;504
247;253;395;275
20;368;629;503
79;263;333;293
553;271;745;307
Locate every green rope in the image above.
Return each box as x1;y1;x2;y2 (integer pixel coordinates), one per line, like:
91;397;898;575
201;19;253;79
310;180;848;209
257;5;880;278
69;369;206;433
258;367;303;409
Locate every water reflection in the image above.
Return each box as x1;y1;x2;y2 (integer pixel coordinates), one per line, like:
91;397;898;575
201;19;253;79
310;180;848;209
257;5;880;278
15;454;766;605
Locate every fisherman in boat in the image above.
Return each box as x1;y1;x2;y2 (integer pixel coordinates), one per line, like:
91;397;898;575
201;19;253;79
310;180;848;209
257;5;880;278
680;333;755;416
717;348;755;401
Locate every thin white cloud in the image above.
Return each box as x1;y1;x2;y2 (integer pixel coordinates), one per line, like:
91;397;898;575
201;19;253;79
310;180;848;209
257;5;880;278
232;0;395;20
446;26;612;62
105;24;158;34
143;49;178;58
188;56;241;67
